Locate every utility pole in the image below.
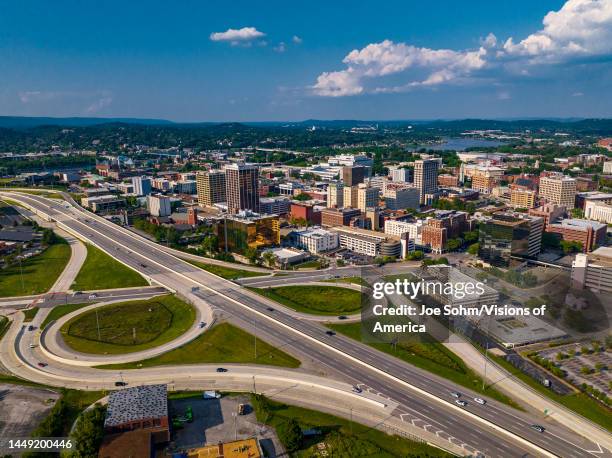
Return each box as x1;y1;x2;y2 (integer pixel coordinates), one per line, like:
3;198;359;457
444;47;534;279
252;375;256;394
254;335;257;360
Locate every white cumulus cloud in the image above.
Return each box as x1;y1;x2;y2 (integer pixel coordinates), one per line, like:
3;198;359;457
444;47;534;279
210;27;266;45
502;0;612;61
312;0;612;97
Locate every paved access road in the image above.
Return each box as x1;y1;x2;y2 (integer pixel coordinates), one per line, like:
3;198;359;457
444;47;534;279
4;191;611;458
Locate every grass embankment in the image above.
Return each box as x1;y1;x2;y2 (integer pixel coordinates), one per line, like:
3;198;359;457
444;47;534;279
41;302;89;329
0;241;71;297
187;259;267;280
324;276;369;287
252;394;453;457
22;307;39;322
97;322;300;369
327;322;520;409
60;295;195;355
71;244;148;291
489;352;612;431
250;285;364;315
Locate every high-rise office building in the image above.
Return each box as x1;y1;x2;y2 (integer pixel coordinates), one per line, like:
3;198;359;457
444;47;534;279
539;174;577;209
132;176;152;196
196;170;226;207
327;182;344;208
414;159;439;204
343;185;359;208
383;186;420;210
342;166;365;187
357;184;379;211
225;163;260;214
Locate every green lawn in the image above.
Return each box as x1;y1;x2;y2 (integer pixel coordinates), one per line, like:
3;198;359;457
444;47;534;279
41;302;90;329
249;285;364;315
0;242;71;297
60;295;195;355
71;244;148;290
22;307;39;322
324;276;369;287
252;394;452;458
187;259;267;280
327;322;520;409
489;352;612;431
97;322;300;369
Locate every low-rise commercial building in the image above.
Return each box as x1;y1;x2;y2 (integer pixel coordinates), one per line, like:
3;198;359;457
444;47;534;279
330;226;402;258
320;207;361;227
214;212;280;254
81;195;126;213
584;199;612;224
478;213;544;266
383;185;419;210
546;218;607;253
288;227;339;254
259;196;291;215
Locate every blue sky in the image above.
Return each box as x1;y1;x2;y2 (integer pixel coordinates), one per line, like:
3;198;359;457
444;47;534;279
0;0;611;121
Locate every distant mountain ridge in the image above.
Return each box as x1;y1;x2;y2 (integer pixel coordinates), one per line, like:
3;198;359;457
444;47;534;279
0;115;611;132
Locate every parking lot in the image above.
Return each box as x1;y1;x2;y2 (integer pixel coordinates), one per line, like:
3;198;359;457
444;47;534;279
0;383;60;454
168;393;284;457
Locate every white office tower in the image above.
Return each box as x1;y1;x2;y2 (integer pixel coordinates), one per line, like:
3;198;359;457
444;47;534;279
148;194;172;217
539;173;577;209
414;159;439;204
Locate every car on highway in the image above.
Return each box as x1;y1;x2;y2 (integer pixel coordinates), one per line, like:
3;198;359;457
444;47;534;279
114;381;127;387
450;391;461;398
530;424;545;433
474;397;487;405
37;362;47;368
455;400;468;407
338;315;348;320
29;344;36;348
352;385;362;393
27;325;35;331
325;330;336;336
216;367;228;373
198;321;206;328
266;307;274;312
88;294;97;299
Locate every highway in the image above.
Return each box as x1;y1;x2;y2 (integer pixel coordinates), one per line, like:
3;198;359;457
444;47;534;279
3;191;611;458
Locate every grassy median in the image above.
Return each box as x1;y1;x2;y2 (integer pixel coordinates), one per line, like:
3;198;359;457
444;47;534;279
0;242;71;297
327;322;520;409
97;322;300;369
71;244;148;291
60;295;195;355
187;259;267;280
249;285;364;315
